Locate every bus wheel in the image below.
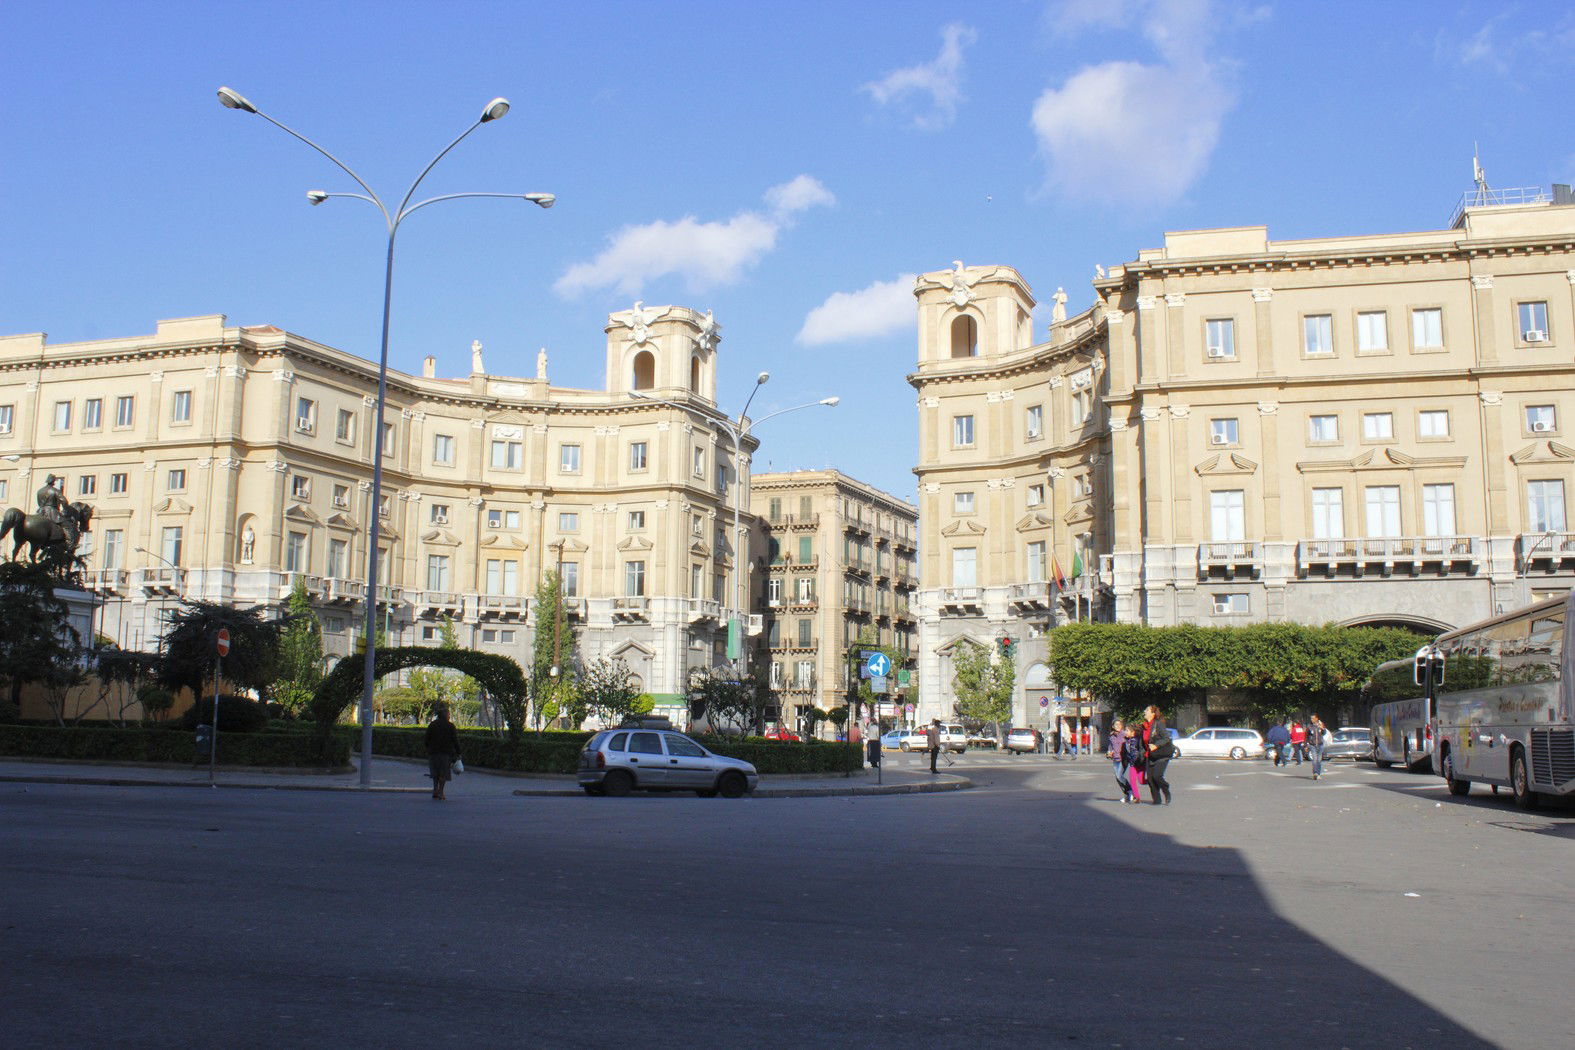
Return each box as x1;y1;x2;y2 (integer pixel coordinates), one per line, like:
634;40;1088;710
1511;748;1538;811
1442;749;1469;796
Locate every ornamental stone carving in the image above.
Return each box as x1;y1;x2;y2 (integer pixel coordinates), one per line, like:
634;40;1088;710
1251;287;1273;303
1135;296;1157;311
1471;275;1494;290
1258;401;1279;415
274;371;294;384
1480;391;1503;406
1169;405;1191;419
1165;293;1186;307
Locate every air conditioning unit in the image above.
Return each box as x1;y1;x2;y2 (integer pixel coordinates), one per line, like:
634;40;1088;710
1532;421;1553;433
487;521;501;529
1211;433;1229;445
295;419;314;433
768;599;781;608
1212;600;1232;615
432;515;449;525
1526;330;1548;343
1206;346;1227;359
332;496;348;508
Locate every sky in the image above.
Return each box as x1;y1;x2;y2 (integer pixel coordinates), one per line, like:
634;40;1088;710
2;1;1571;503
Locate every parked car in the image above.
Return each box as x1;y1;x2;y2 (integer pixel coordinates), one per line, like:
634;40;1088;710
1176;727;1263;760
761;728;801;742
966;729;998;749
1003;727;1039;754
940;723;968;753
1322;727;1371;762
883;729;927;752
578;728;759;798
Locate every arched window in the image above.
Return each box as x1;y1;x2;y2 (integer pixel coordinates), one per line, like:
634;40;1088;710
951;314;978;358
690;356;702;393
632;351;655;391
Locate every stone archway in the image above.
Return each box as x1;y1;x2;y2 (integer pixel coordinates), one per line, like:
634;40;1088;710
1336;614;1450;636
310;646;528;743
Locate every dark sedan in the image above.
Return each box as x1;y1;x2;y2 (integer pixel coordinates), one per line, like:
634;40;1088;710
1322;727;1371;762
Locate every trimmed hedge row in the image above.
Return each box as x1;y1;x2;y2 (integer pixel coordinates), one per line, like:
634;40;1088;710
0;724;350;767
701;738;863;774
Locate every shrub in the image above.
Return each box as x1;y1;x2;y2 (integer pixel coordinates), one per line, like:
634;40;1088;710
0;696;20;724
179;695;270;734
370;726;591;774
0;724;349;767
136;684;175;722
697;736;862;774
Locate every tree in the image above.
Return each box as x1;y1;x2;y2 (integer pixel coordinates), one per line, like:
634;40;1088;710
157;599;281;700
0;561;81;720
273;578;324;717
530;570;578;728
688;666;771;734
848;628;908;723
802;706;829;740
952;639;1013;729
580;657;641;726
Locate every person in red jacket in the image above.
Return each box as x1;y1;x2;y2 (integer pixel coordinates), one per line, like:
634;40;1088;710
1290;720;1308;764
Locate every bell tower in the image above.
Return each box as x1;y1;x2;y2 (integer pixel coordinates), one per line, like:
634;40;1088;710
604;303;720;401
913;262;1036;367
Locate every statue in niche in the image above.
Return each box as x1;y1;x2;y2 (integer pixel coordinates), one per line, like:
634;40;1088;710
1052;287;1068;323
241;526;255;564
471;339;485;374
536;347;548;380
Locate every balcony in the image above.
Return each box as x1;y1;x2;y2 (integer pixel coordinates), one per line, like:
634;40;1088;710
477;594;527;621
1008;581;1053;611
375;585;406;605
612;595;651;622
893;604;916;624
278;572;325;600
768;556;819;572
844;594;871;616
786;593;819;611
784;636;819;652
843;557;872;577
1298;536;1479;577
894;570;919;589
415;590;465;618
687;598;722;624
842;515;872;536
324;577;365;605
774;513;819;530
84;569;130;596
1517;532;1575;573
1197;542;1261;580
938;587;983;615
137;566;186;595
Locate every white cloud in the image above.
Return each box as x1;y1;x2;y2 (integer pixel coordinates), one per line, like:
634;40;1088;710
1444;13;1575;76
1032;0;1237;206
555;176;833;297
862;23;977;130
797;274;918;346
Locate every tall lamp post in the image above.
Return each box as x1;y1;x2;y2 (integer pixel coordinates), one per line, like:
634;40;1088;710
630;390;839;673
133;544;180;657
217;86;554;787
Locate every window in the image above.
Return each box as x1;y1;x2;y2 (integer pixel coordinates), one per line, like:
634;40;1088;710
480;628;517;645
1213;593;1249;615
110;472;128;494
285;531;307;572
1210;490;1245;542
160;526;183;566
1365;485;1401;537
78;475;96;496
558;512;579;532
560;444;581;473
0;404;11;434
767;621;781;648
1311;488;1344;539
1362;412;1394;440
102;529;123;570
562;562;579;597
1308;414;1339;443
691;445;705;478
1407;410;1447;440
1527;405;1558;433
767;497;782;523
629;441;648;471
429;503;449;524
1205;318;1235;359
335;408;354;442
426;554;451;591
1411;307;1443;350
690;513;704;538
1357;311;1389;352
795;660;814;689
689;564;703;599
381;423;395;455
332;484;349;508
423;433;452;466
173;391;193;424
767;577;782;605
295;397;316;433
115;395;135;428
798;536;813;563
796;576;815;602
1422;484;1456;536
954;491;975;514
490;439;521;469
1210;418;1239;446
1026;540;1046;583
83;398;101;430
167;468;186;491
797;619;812;646
952;415;975;447
1527;480;1567;533
487;508;521;530
624;560;646;596
1071;389;1092;426
952;547;977;587
53;401;72;431
328;538;347;578
1027;483;1045;508
800;495;813;518
378;494;391;518
1303;314;1333;356
769;662;784;689
1025;404;1044;440
627;510;645;530
1519;301;1550;343
291;474;311;500
485;559;520;595
716;461;728;495
323;616;346;635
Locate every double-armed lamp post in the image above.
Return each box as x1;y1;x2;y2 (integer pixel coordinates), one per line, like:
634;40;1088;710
216;87;554;786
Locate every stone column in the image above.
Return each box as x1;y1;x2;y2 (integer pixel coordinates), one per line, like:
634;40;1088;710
1471;272;1498;366
1252;287;1275;377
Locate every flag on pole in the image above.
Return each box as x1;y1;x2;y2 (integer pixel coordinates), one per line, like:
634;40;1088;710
1071;548;1084;581
1051;554;1067;589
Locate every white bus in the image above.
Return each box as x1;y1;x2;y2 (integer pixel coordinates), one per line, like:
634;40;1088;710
1365;658;1432;770
1420;593;1574;809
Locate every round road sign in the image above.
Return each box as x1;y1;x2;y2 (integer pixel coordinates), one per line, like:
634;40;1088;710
215;627;231;657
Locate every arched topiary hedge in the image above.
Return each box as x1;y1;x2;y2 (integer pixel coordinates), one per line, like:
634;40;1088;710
311;647;528;746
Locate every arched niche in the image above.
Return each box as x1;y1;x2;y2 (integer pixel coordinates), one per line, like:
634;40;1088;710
632;351;656;391
950;314;979;358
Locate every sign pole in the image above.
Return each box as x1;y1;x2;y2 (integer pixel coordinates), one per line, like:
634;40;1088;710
211;627;231;785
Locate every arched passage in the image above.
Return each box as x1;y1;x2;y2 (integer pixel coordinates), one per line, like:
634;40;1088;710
1336;615;1450;636
950;314;978;358
632;351;656;390
311;646;528;743
689;355;702;393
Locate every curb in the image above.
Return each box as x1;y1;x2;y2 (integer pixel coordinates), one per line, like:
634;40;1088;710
512;775;972;798
0;773;423;793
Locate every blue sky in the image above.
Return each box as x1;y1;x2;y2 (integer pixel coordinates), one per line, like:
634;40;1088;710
2;1;1570;502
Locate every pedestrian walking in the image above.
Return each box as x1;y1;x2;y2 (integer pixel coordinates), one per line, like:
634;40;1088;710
1308;715;1329;780
1266;722;1291;766
1121;725;1146;804
425;703;462;801
1142;705;1173;805
1290;720;1308;764
926;719;942;774
1108;719;1133;801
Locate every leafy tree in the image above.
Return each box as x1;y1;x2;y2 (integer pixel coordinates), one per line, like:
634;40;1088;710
802;706;829;740
688;666;772;734
94;648;160;727
377;685;424;724
157;599;281;700
580;657;641;725
631;694;655;716
273;578;324;717
952;639;1014;729
0;561;81;719
530;571;578;728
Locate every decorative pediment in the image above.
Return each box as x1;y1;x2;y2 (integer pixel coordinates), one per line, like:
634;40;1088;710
1063;504;1094;528
552;538;589;554
1297;448;1466;474
688;540;710;557
939;519;988;537
421;528;461;548
935;633;988;656
610;640;656;660
325;512;358;530
1510;441;1575;465
617;535;653;552
486;409;530;427
479;532;529;551
283;504;321;525
1014;512;1053;533
153;496;193;515
1194;452;1259;476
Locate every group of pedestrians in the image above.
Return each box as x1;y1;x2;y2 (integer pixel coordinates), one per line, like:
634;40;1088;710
1266;716;1330;779
1106;706;1174;805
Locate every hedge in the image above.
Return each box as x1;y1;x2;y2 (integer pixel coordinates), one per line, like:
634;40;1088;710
700;737;863;774
0;724;350;767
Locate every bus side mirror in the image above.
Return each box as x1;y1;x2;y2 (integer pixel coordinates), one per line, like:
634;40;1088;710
1414;656;1427;687
1434;657;1444;686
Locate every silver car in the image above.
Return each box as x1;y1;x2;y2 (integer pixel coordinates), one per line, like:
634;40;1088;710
577;728;760;798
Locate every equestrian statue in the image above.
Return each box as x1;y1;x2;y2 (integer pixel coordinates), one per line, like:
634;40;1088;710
1;473;95;576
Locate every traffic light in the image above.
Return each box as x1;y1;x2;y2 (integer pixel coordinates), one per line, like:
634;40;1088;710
998;635;1014;658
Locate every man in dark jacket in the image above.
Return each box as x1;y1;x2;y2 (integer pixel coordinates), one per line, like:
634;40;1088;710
1108;719;1133;801
925;720;942;774
1142;706;1173;805
1266;722;1291;766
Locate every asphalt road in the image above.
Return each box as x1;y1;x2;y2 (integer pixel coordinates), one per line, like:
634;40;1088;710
5;753;1572;1049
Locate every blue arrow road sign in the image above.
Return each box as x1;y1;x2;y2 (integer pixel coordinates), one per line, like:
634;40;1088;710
865;651;892;678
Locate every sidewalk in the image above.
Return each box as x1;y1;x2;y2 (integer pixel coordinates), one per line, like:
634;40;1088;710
0;755;968;798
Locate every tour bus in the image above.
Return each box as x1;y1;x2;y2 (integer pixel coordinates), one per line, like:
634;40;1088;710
1364;658;1433;770
1418;592;1574;809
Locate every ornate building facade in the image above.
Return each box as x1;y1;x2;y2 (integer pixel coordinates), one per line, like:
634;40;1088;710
912;187;1575;728
0;305;759;716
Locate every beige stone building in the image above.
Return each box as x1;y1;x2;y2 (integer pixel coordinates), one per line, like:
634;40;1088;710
749;470;918;727
912;185;1575;728
0;304;759;718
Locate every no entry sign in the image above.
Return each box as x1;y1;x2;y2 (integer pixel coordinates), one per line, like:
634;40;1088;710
215;628;231;658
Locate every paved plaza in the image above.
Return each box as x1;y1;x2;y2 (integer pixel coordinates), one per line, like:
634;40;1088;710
4;753;1572;1048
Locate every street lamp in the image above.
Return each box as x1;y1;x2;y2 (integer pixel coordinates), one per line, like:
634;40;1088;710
217;86;554;787
133;545;179;656
630;389;839;674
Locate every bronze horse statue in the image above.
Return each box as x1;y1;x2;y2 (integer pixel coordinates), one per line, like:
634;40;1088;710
1;501;94;563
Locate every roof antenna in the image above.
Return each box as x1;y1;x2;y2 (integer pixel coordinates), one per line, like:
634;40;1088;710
1471;143;1490;206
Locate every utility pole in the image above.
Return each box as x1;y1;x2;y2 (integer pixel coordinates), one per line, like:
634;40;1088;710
551;540;565;728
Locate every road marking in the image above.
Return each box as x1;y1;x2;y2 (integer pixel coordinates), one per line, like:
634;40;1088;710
1189;783;1227;790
